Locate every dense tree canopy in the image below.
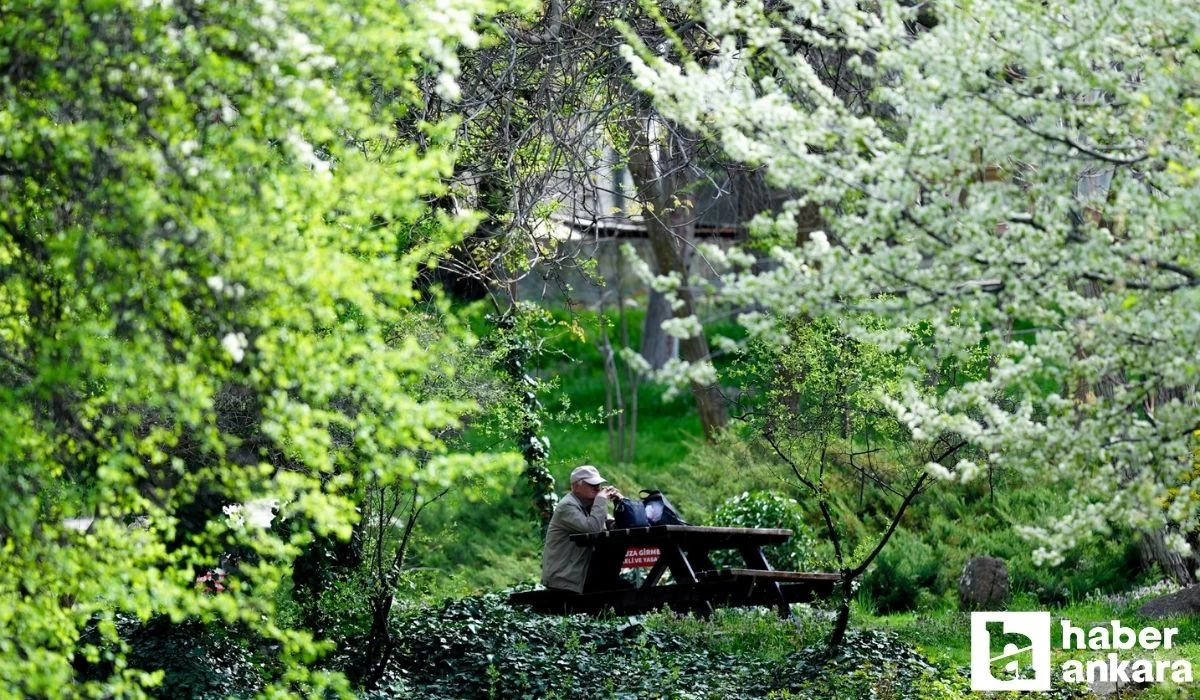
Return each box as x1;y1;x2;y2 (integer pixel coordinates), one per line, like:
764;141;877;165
626;0;1200;565
0;0;520;695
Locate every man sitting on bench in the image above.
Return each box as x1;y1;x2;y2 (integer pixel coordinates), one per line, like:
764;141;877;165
541;465;623;593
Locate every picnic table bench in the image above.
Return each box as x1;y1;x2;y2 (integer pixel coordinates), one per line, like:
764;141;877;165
509;525;840;618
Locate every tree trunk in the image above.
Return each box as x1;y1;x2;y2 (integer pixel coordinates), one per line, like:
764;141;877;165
599;317;626;462
627;120;728;440
617;275;639;461
827;578;855;649
1139;529;1197;586
431;172;509;301
354;596;394;688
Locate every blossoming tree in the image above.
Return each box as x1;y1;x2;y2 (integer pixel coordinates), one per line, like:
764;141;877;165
0;0;518;695
623;0;1200;572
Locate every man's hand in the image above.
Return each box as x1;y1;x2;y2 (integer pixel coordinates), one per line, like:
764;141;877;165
600;486;623;501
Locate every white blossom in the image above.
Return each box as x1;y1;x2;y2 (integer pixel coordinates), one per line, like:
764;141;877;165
652;358;692;401
660;315;703;339
221;332;248;363
685;361;718;387
619;347;653;375
623;243;655;284
287;131;331;177
629;0;1200;563
712;335;741;354
649;271;682;294
925;462;953;481
436;73;462;101
725;247;756;270
695;242;729;272
224;499;279;529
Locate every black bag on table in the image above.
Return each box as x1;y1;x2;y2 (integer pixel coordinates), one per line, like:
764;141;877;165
613;497;649;528
641;490;687;526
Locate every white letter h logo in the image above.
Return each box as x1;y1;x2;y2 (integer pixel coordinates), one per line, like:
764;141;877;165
970;612;1052;691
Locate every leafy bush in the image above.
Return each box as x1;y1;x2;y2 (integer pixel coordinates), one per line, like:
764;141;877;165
861;528;942;614
383;594;974;700
713;491;821;571
74;616;266;699
1008;536;1145;606
313;569;376;642
932;485;1148;605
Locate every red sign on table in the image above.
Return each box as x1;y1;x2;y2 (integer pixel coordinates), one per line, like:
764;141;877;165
622;546;660;569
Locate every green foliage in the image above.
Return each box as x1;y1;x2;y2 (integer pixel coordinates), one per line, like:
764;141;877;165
311;568;376;642
849;481;1151;616
751;316;907;448
382;594;972;699
713;491;822;571
861;528;942;614
648;607;826;662
732;315;930;527
918;483;1150;606
776;632;949;700
487;304;560;529
101;618;265;699
723;313;959;644
0;0;518;695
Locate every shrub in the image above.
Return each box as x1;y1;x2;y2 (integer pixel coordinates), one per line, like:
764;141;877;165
384;594;972;700
861;528;942;614
74;616;266;699
713;491;821;571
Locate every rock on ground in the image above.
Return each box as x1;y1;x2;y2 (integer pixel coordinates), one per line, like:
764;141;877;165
958;556;1010;610
1136;584;1200;619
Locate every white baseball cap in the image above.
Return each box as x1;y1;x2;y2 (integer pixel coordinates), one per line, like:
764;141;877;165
570;465;607;485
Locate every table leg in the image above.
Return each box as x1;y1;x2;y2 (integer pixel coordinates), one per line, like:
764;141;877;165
642;556;669;589
665;544;699;583
738;546;772;571
662;544;713;617
739;546;791;620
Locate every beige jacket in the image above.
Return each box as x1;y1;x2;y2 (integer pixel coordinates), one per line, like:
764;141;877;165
541;492;609;593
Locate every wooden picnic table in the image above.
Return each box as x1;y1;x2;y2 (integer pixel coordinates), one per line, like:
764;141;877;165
509;525;840;618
